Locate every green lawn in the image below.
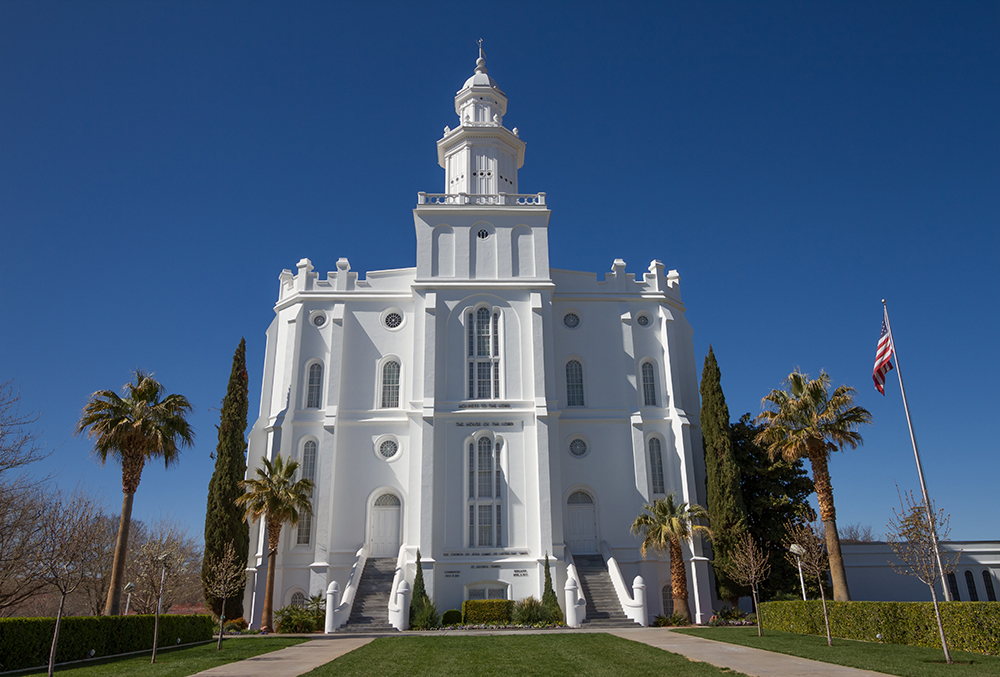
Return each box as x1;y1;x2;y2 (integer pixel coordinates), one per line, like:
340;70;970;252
676;627;1000;677
20;637;308;677
303;634;749;677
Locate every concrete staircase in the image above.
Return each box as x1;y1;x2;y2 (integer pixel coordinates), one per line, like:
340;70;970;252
344;557;398;632
574;554;643;628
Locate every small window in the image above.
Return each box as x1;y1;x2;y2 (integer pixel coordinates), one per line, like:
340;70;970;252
379;439;399;459
636;314;650;327
983;571;997;602
384;312;403;329
649;438;665;494
569;438;588;457
297;440;317;545
381;360;400;408
478;229;489;240
566;360;585;407
568;491;593;505
563;313;580;329
375;493;400;507
291;592;306;608
965;570;980;602
641;362;657;407
306;363;323;409
947;572;961;601
661;584;673;616
312;313;326;327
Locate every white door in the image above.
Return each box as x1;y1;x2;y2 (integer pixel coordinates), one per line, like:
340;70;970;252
370;494;401;557
566;491;597;554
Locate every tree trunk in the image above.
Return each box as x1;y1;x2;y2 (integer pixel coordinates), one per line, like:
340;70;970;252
808;451;851;601
217;594;226;650
261;520;281;631
48;591;67;677
928;583;952;664
818;572;832;646
104;490;135;615
669;538;691;623
751;586;761;637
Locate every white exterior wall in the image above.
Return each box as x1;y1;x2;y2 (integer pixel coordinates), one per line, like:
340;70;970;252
244;55;712;626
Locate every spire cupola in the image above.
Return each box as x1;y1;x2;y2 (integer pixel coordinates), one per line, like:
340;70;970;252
437;43;526;195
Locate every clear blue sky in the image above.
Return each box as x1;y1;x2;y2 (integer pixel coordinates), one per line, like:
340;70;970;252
2;1;997;545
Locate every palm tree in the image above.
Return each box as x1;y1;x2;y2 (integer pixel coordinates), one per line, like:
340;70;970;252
630;494;711;623
755;370;872;601
236;454;313;631
76;370;194;616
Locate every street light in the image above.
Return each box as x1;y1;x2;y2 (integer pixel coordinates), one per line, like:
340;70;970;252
789;544;807;601
123;582;135;615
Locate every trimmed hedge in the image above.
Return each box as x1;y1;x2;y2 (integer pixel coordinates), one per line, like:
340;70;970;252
462;600;514;625
441;609;462;626
760;601;1000;656
0;614;214;671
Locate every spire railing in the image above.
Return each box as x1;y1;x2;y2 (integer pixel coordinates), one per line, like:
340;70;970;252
417;192;546;207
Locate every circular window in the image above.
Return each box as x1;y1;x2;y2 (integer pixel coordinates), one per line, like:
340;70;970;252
313;313;326;327
477;229;489;240
379;440;399;459
569;439;588;457
637;314;649;327
384;312;403;329
563;313;580;329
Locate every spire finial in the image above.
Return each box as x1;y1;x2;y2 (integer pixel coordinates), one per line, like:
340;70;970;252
475;38;487;73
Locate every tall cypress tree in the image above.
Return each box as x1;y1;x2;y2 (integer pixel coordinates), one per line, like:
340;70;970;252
700;346;747;606
202;338;250;619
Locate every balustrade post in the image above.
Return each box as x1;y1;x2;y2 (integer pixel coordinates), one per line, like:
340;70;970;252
632;576;648;627
325;581;340;633
564;577;580;628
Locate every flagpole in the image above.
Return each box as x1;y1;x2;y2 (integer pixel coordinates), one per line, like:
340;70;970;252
882;300;952;601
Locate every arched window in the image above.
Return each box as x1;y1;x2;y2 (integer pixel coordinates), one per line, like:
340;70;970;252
661;584;673;616
468;436;503;547
297;440;317;545
381;360;400;408
467;307;501;399
306;363;323;409
649;438;665;495
641;362;657;407
566;360;585;407
965;570;980;601
983;570;997;602
290;591;306;608
947;572;961;601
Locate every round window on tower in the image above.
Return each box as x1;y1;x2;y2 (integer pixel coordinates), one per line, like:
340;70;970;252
563;312;580;329
381;308;405;331
478;229;489;240
374;435;401;461
569;438;588;458
636;314;650;327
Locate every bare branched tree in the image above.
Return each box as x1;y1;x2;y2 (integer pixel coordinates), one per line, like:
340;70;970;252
785;520;833;646
39;490;105;677
128;520;203;615
203;542;247;649
719;531;770;636
886;490;958;665
77;514;119;616
0;380;49;478
839;523;880;543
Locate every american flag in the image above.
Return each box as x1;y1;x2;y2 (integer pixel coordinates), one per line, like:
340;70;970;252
872;313;894;395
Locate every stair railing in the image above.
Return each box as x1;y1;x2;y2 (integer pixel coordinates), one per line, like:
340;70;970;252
601;541;648;627
327;544;368;631
563;546;587;627
387;544;413;630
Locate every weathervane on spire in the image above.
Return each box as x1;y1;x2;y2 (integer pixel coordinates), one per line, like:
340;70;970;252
475;38;487;73
478;38;485;60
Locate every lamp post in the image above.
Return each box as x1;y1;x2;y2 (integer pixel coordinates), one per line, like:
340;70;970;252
123;582;135;615
790;544;807;601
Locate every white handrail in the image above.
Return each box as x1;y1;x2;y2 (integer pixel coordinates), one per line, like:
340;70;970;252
564;546;587;627
329;544;368;630
601;541;648;627
387;544;413;630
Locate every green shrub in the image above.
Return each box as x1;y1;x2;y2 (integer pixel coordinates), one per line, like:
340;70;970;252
512;596;548;625
761;601;1000;656
0;614;213;671
411;599;440;629
223;616;248;632
541;554;563;623
653;612;690;627
441;609;462;626
274;604;318;633
462;599;514;625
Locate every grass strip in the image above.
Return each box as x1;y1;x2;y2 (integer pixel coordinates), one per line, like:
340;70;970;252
16;636;307;677
676;627;1000;677
304;633;750;677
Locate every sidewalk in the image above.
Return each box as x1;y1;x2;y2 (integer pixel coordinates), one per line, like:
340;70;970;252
191;628;894;677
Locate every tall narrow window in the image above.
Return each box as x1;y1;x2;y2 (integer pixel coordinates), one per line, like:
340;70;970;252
641;362;657;407
297;440;317;545
467;307;501;399
983;571;997;602
566;360;585;406
649;437;665;494
306;363;323;408
381;360;400;408
948;572;961;601
966;571;980;601
468;437;502;547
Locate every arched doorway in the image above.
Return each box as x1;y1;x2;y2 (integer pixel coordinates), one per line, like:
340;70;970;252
566;491;597;554
369;493;401;557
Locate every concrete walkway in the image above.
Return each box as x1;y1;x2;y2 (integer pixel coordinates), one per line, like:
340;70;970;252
190;628;894;677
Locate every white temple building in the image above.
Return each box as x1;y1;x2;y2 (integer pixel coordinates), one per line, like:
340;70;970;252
244;51;714;629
